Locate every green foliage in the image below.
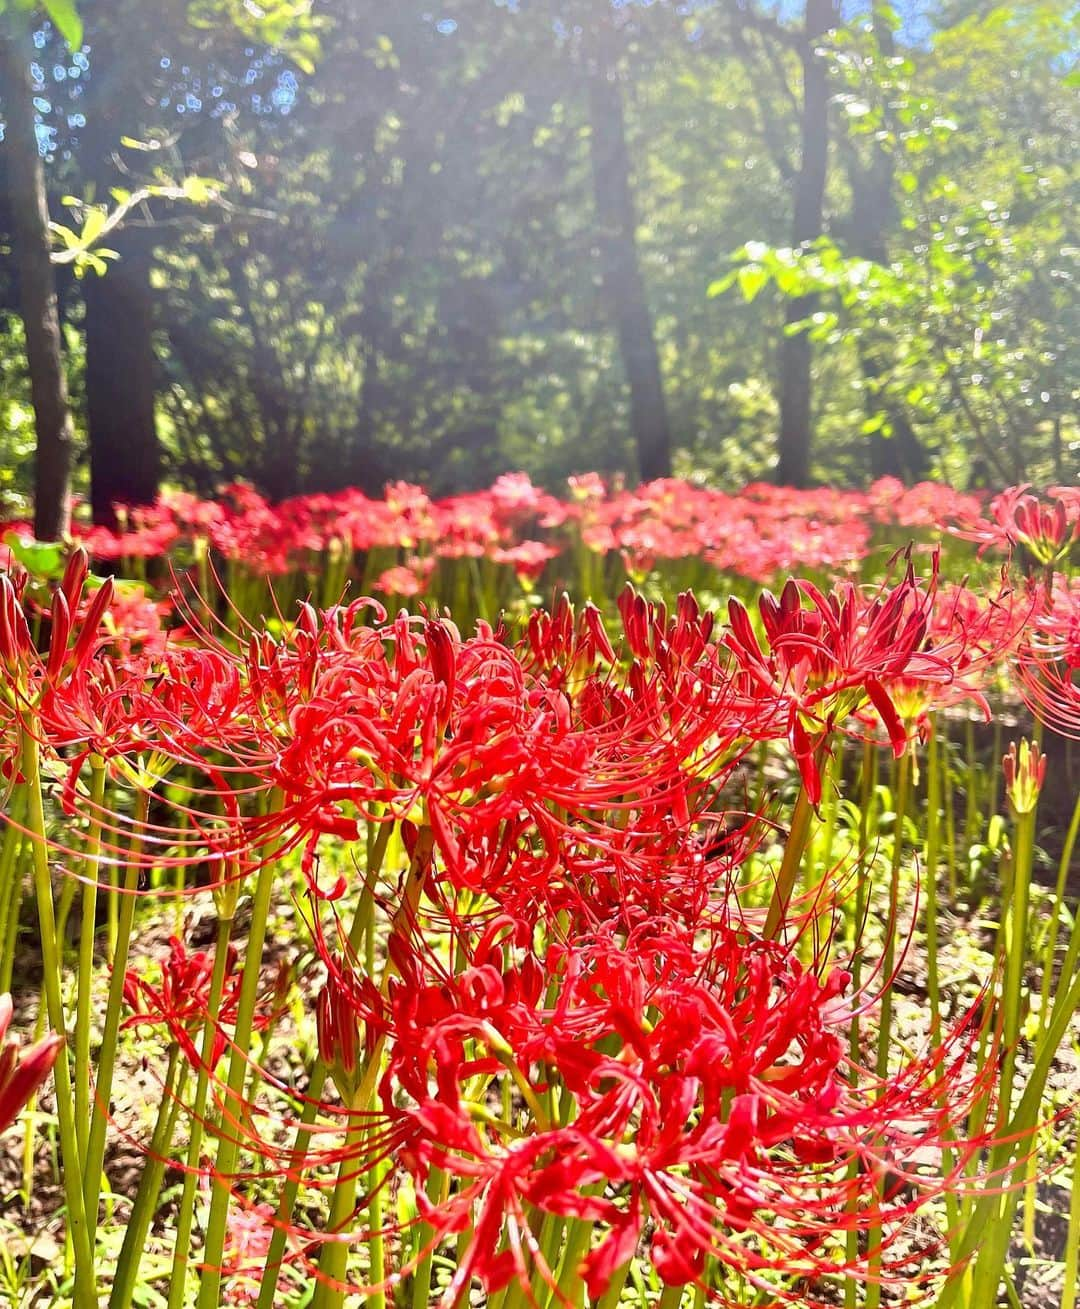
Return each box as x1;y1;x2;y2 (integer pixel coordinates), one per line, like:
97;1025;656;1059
0;0;1075;499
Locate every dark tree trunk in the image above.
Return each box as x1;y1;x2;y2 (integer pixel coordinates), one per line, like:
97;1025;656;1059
847;5;928;482
776;0;834;488
0;18;75;540
587;40;672;484
85;238;161;527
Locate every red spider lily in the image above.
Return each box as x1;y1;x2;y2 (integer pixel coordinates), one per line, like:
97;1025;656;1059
121;935;276;1071
492;540;560;584
261;595;748;908
312;914;997;1308
861;576;1030;742
221;1202;279;1305
721;557;950;803
0;993;64;1133
948;484;1080;566
1014;576;1080;738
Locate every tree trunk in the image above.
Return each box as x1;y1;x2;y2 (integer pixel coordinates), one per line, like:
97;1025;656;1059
587;40;672;484
85;238;161;527
0;17;75;539
847;5;928;482
776;0;834;488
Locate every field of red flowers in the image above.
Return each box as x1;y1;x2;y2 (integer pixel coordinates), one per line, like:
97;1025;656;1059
0;476;1078;1309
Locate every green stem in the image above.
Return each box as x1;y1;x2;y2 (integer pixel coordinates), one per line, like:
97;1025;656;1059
167;913;235;1309
410;1166;447;1309
21;724;97;1309
312;827;431;1309
999;806;1036;1126
963;717;978;852
366;1149;388;1309
942;720;958;904
844;739;876;1309
1037;787;1080;1035
256;821;395;1309
84;784;153;1237
937;929;1080;1308
763;769;819;940
554;1215;595;1309
0;784;27;995
110;1047;184;1309
196;838;280;1309
924;727;942;1031
1060;1138;1080;1309
864;748;912;1309
311;1102;368;1309
596;1260;633;1309
75;761;106;1157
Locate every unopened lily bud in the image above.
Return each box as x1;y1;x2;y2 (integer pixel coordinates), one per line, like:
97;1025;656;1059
1002;739;1047;815
317;982;362;1104
0;993;64;1134
60;546;89;608
0;576;32;672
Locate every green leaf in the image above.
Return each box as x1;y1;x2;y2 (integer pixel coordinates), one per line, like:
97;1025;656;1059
80;206;108;247
706;272;737;298
737;264;770;303
2;533;66;581
43;0;83;51
47;221;81;249
180;176;220;204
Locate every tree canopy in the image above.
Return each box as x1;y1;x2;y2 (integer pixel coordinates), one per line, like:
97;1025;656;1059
1;0;1076;533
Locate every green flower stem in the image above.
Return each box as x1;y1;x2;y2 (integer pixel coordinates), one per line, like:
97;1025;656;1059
818;738;844;887
999;805;1036;1126
924;727;943;1031
110;1045;185;1309
657;1286;684;1309
763;767;819;940
500;1210;562;1309
1000;801;1037;1253
922;724;962;1248
963;717;978;851
553;1214;595;1308
1037;787;1080;1034
941;720;958;904
365;1149;388;1309
196;831;281;1309
313;826;432;1309
864;747;912;1309
21;989;48;1206
0;783;27;995
844;739;876;1309
84;783;153;1239
254;1065;329;1309
75;760;107;1157
256;820;395;1309
312;1102;368;1309
1060;1139;1080;1309
936;922;1080;1309
596;1260;633;1309
21;724;97;1309
410;1165;448;1309
167;912;235;1309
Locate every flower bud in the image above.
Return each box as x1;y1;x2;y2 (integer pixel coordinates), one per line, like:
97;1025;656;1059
1002;739;1047;815
0;993;64;1134
317;981;363;1104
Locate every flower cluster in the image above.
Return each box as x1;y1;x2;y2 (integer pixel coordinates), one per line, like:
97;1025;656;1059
1;482;1071;1309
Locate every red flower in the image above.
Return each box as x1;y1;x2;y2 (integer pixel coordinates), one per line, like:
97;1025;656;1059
122;935;273;1072
722;557;950;802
